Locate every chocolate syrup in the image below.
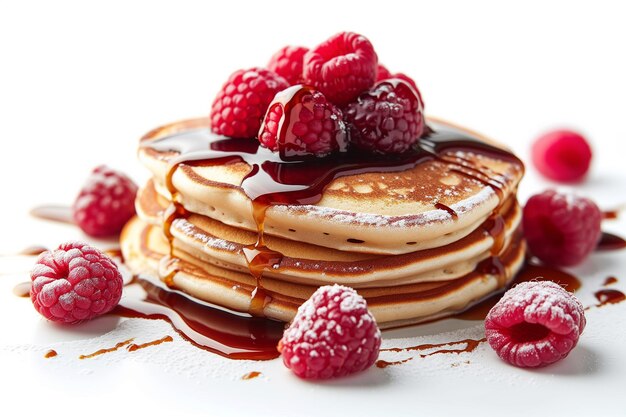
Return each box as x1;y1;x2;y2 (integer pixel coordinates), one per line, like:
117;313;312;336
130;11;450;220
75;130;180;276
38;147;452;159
29;205;74;224
457;258;581;320
144;121;523;315
127;335;173;352
79;338;134;359
12;282;31;298
241;371;261;380
44;349;57;359
376;338;485;368
596;232;626;251
113;277;284;360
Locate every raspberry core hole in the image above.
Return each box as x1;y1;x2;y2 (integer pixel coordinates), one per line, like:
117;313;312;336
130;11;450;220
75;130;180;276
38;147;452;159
509;322;551;343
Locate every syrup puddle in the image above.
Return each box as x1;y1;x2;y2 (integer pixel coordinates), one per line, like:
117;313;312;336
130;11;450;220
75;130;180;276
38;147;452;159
586;289;626;310
113;277;284;360
376;338;486;368
596;232;626;251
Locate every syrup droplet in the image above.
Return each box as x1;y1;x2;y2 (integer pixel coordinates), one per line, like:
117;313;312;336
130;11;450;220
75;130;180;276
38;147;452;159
242;371;261;380
44;349;57;359
589;289;626;309
12;282;31;298
126;335;173;352
29;205;74;224
603;210;619;220
376;338;486;368
79;338;134;359
596;232;626;251
603;276;618;286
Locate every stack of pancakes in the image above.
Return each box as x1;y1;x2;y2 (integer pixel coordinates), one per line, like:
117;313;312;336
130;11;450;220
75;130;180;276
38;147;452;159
121;117;525;328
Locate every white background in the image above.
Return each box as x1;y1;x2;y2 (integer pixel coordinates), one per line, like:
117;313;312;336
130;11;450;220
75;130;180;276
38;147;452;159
1;1;626;416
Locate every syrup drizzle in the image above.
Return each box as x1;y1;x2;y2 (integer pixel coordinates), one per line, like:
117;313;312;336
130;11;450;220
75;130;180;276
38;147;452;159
434;202;458;219
596;232;626;251
457;258;581;320
79;338;134;359
376;338;486;368
143;121;524;313
113;277;284;360
126;335;174;352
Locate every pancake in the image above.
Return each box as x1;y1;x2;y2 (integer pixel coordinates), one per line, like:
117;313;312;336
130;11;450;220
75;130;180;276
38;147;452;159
138;117;524;255
136;178;522;288
122;116;526;326
121;216;526;328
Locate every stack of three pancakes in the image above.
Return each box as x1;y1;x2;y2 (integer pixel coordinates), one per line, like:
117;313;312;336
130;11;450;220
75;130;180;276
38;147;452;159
121;117;525;328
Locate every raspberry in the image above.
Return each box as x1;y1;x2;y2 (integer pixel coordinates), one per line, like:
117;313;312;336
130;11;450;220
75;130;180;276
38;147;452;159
258;85;348;158
267;45;309;85
485;281;586;368
210;68;289;138
73;165;138;237
531;129;592;183
303;32;378;106
376;64;392;80
344;79;425;154
30;242;123;324
278;284;381;379
523;190;601;266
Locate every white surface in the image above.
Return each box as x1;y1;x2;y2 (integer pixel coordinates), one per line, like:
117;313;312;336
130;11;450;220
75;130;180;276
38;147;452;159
1;1;626;416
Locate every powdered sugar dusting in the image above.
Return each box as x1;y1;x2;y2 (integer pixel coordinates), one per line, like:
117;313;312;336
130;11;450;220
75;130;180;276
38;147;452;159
174;219;238;252
272;187;495;227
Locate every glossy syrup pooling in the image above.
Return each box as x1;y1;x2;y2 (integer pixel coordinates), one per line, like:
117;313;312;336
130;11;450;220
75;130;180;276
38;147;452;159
143;121;524;315
113;277;284;360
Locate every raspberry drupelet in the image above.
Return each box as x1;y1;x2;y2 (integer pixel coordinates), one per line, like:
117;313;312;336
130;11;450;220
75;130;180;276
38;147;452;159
278;284;381;379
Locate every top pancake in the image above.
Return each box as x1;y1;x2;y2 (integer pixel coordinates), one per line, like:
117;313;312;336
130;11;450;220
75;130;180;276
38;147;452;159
138;117;524;255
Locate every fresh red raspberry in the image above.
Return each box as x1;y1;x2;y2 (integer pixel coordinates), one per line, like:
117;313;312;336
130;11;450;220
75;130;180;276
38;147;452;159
303;32;378;106
73;165;138;237
258;85;348;158
267;45;309;85
278;284;381;379
523;190;601;266
376;64;392;80
375;68;423;105
485;281;586;368
343;79;425;154
30;242;123;324
210;67;289;138
531;129;592;183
